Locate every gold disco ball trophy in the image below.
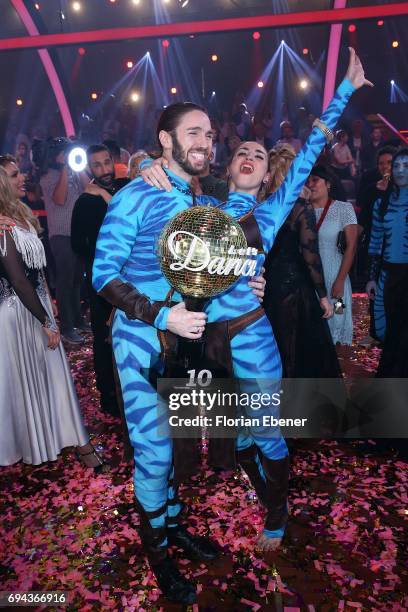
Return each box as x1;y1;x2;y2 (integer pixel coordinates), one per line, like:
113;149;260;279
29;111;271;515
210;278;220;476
158;205;248;370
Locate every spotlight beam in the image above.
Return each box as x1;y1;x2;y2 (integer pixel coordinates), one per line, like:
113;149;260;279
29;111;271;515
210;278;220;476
9;0;75;136
1;4;407;50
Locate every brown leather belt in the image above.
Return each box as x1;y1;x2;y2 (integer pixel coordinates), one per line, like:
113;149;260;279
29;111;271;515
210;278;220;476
157;304;265;376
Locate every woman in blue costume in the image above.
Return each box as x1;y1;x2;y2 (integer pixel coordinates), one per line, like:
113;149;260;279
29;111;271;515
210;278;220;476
93;49;369;604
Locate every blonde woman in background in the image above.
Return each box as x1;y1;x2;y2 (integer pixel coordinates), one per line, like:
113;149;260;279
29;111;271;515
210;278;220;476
0;158;104;469
128;150;149;180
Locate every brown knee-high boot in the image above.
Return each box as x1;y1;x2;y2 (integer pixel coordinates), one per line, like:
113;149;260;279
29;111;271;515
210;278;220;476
236;444;267;506
262;454;290;531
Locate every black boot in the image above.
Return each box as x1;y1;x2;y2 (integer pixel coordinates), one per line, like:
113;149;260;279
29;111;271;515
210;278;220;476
262;454;290;531
151;556;197;604
167;523;220;561
136;502;197;604
236;444;267;506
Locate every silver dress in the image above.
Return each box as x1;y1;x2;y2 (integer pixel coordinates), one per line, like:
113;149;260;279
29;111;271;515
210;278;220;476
0;225;88;466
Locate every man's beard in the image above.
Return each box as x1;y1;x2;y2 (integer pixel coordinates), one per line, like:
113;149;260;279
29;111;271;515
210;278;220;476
172;134;209;177
94;172;115;189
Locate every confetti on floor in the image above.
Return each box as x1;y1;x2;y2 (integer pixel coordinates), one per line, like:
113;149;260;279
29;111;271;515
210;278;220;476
1;296;407;611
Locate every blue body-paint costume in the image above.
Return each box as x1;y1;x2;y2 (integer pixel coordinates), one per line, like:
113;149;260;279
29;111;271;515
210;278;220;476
369;188;408;340
93;78;354;546
369;186;408;375
369;190;408;265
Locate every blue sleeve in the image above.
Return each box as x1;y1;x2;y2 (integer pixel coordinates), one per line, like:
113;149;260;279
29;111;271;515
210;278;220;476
368;199;384;256
92;183;170;330
263;79;356;234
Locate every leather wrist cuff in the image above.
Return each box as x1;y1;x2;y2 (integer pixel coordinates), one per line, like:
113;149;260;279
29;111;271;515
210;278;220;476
99;279;162;325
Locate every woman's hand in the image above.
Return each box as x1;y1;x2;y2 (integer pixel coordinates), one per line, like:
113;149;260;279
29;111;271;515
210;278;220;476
51;301;58;318
345;47;374;90
0;215;16;232
140;158;172;192
248;269;266;302
366;280;377;300
331;278;345;299
319;296;334;319
166;302;207;339
43;326;61;350
376;175;390;191
85;183;112;203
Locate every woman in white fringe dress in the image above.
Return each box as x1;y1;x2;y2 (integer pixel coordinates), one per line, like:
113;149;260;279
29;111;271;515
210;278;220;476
0;159;103;468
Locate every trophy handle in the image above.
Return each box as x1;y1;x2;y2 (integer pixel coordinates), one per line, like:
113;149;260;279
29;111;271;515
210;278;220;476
183;296;208;312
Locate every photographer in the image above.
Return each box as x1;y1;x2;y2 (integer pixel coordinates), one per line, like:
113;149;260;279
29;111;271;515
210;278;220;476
40;138;89;344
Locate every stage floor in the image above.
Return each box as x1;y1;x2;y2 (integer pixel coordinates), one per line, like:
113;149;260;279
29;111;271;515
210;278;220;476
1;296;407;611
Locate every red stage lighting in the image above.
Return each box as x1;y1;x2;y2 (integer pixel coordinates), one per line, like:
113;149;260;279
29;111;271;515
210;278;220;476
302;48;309;55
377;20;384;26
252;31;261;40
78;47;86;55
162;39;170;48
348;24;356;32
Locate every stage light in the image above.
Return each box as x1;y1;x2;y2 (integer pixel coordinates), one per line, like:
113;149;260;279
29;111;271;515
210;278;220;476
348;24;356;33
130;92;140;103
377;20;384;26
162;39;170;48
253;32;261;41
163;0;170;3
16;99;23;106
68;147;87;172
91;92;98;100
179;0;189;6
72;1;81;11
299;79;309;90
131;0;140;4
170;87;177;94
212;91;216;96
78;47;86;55
257;81;264;88
302;48;309;55
34;3;40;9
211;54;218;62
126;60;134;69
109;0;117;3
391;80;395;85
392;40;399;48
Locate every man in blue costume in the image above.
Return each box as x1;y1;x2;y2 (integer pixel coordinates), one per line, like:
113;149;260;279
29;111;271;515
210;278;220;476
368;148;408;377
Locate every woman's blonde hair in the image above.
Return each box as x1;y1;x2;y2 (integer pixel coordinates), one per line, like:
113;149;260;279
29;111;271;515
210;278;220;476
0;165;40;233
128;150;149;179
262;143;296;199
